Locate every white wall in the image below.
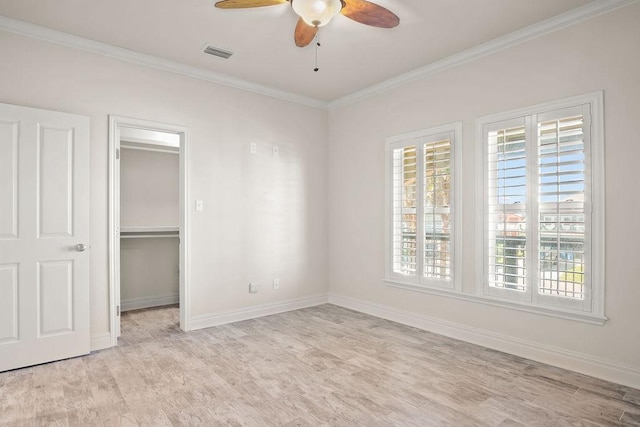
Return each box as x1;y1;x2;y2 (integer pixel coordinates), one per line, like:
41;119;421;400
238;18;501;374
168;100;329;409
328;3;640;375
0;32;328;339
120;237;179;308
120;148;180;308
120;148;179;228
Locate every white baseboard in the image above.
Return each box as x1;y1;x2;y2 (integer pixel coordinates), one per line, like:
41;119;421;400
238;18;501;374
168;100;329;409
189;294;329;331
328;293;640;390
121;294;179;312
90;333;112;352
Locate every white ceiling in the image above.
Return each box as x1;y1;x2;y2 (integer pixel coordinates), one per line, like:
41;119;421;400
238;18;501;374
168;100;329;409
0;0;596;102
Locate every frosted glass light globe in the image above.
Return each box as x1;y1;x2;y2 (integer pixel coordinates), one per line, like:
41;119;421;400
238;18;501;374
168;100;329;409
291;0;343;27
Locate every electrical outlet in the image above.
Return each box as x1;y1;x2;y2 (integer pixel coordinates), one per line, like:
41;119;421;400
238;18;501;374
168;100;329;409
249;282;258;294
272;146;279;157
273;278;280;290
249;142;257;154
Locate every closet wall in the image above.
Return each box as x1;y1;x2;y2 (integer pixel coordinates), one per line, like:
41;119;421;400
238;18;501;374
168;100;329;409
120;146;180;311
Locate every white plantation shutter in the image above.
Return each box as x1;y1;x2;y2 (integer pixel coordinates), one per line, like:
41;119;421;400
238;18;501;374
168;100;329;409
536;107;591;305
387;124;460;290
423;138;452;280
392;145;418;276
486;122;528;296
480;96;599;314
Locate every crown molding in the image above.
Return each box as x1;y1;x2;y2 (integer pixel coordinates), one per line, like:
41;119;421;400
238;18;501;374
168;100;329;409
1;0;635;111
328;0;638;109
0;15;329;110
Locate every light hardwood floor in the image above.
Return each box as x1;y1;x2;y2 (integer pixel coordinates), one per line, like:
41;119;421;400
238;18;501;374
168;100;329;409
1;304;639;426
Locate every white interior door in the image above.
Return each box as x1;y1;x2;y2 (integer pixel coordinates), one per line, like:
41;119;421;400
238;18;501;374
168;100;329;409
0;102;90;372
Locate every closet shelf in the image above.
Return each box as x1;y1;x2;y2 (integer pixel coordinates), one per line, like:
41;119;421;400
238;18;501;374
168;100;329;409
120;226;179;239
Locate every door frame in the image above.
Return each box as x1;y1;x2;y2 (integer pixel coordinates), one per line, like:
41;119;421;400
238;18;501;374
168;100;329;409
108;115;190;346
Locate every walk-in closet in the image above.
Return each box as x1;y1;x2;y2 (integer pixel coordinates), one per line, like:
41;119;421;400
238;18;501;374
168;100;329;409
117;127;180;328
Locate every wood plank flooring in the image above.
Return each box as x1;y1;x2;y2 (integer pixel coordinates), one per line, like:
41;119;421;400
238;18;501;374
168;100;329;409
1;304;639;426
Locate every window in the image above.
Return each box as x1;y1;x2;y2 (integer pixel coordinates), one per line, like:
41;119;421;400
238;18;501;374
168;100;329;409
386;123;462;291
477;92;604;318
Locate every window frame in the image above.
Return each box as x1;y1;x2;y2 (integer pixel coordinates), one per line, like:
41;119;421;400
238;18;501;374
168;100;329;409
475;92;605;321
385;122;463;293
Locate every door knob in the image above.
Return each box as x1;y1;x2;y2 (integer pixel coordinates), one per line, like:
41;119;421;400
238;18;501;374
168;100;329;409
76;243;88;252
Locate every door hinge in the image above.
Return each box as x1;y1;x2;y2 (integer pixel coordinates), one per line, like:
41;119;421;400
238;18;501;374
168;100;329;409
116;148;120;160
116;305;120;316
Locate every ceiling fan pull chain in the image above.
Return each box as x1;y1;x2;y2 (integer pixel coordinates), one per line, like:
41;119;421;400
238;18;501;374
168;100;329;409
314;32;320;72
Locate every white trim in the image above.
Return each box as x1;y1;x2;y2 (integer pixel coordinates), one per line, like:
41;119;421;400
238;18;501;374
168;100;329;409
327;294;640;389
90;333;112;352
120;144;179;155
121;294;179;312
0;15;326;110
452;122;463;293
476;92;605;127
329;0;636;108
108;115;191;347
1;1;635;110
385;122;462;144
179;128;191;331
120;226;179;233
119;234;178;239
590;93;606;318
108;118;119;347
383;279;606;325
189;295;329;330
119;127;180;148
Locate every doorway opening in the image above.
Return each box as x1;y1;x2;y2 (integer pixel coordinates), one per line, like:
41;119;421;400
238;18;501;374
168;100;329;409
108;116;190;346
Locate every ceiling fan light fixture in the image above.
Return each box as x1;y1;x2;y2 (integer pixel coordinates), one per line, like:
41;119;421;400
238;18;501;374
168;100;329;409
291;0;343;27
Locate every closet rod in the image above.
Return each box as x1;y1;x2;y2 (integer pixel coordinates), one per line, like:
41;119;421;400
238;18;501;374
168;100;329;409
120;233;178;239
120;226;179;239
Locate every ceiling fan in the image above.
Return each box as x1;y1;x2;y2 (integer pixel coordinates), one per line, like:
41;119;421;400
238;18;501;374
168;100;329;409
214;0;400;48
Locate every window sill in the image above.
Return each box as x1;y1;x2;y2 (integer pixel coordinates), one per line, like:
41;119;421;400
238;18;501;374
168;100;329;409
383;278;607;326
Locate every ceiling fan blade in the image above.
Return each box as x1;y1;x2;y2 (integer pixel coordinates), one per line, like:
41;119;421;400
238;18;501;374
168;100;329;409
294;18;317;48
214;0;288;9
341;0;399;28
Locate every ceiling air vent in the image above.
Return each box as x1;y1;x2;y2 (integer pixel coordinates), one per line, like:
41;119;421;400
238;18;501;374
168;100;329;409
203;45;233;59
